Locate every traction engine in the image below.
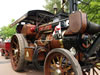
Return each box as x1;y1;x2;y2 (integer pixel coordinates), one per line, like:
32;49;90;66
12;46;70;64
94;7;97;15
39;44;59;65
10;0;100;75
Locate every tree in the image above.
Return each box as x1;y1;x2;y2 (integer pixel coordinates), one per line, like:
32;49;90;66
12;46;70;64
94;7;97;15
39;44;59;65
78;0;100;24
0;19;16;40
44;0;100;24
44;0;61;13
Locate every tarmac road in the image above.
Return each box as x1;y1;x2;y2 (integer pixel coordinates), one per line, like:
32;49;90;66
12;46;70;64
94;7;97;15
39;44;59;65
0;53;44;75
0;52;100;75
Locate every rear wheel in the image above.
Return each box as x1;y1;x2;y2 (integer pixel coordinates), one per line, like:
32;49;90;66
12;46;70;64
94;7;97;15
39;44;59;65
44;48;82;75
10;34;28;72
82;61;100;75
82;36;100;75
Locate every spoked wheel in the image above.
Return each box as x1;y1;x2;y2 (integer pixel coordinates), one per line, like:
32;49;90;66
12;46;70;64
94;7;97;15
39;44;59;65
44;48;82;75
10;34;28;72
82;61;100;75
82;36;100;75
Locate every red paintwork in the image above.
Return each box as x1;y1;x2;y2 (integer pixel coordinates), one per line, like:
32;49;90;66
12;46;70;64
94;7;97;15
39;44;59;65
0;42;5;49
0;42;10;50
5;42;11;51
0;42;11;57
39;25;52;32
30;25;36;32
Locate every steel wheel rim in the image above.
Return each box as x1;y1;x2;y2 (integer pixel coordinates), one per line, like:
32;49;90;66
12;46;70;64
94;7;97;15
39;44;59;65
45;52;75;75
10;36;20;70
95;62;100;70
82;62;100;75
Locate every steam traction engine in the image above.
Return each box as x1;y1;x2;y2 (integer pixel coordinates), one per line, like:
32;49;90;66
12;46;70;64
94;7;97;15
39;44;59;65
10;0;100;75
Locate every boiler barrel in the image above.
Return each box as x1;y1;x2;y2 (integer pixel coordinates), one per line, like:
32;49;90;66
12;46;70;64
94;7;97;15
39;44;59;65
86;21;100;34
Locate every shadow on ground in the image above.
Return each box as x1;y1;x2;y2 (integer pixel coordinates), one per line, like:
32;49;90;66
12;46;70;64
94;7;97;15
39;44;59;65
25;64;44;75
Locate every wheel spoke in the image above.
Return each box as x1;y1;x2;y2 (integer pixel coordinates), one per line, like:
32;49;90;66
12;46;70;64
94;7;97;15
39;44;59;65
51;64;57;69
56;56;60;62
12;40;17;45
93;68;95;75
70;72;75;75
93;68;99;75
64;59;68;67
96;66;100;70
52;59;56;65
11;48;16;50
59;56;63;66
50;69;55;72
63;66;72;72
12;56;18;66
88;71;90;75
12;40;19;48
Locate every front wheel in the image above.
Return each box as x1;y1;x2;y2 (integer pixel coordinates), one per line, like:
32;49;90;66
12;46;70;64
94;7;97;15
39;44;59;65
44;48;82;75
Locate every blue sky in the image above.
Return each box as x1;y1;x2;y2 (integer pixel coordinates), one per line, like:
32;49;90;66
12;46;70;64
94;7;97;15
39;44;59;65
0;0;45;28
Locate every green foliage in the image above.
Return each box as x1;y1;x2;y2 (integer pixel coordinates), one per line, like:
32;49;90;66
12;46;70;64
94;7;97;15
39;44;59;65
44;0;100;24
78;0;100;24
44;0;70;13
0;19;16;40
44;0;61;13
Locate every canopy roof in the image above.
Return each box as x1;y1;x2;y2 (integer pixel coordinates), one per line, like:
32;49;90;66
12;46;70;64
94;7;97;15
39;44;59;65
10;10;54;27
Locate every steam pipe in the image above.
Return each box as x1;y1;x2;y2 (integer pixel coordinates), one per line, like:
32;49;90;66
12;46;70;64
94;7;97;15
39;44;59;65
73;0;78;11
69;0;78;13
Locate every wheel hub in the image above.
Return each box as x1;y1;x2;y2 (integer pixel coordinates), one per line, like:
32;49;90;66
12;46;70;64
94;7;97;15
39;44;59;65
54;69;61;75
14;49;18;54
